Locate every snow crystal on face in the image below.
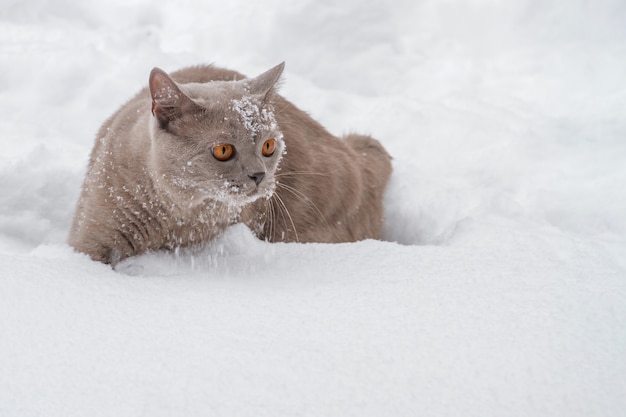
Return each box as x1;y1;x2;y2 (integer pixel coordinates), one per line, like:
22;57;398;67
231;96;281;139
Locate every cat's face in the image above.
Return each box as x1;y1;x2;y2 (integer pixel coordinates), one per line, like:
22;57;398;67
147;63;285;208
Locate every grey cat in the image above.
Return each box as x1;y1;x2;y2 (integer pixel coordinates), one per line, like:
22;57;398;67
68;62;392;265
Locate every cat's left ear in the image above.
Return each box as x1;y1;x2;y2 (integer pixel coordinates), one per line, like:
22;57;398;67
149;67;199;128
248;62;285;100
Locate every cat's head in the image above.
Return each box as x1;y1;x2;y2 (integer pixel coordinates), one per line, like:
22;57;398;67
147;62;286;209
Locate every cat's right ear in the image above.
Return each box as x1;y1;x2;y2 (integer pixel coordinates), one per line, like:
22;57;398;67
149;68;199;128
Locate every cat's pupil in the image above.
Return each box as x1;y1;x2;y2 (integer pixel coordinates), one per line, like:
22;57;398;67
262;139;276;157
212;143;234;161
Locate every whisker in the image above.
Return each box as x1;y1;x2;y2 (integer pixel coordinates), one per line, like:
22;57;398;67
277;183;337;240
265;198;275;241
273;196;289;241
267;196;283;241
272;193;299;242
275;171;329;178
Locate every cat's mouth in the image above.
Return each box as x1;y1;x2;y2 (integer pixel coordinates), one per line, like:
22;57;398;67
197;178;275;206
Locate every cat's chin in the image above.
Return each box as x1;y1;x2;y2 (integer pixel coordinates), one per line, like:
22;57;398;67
199;187;275;208
208;181;276;206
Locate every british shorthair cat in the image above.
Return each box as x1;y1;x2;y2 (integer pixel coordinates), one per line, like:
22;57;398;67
68;62;392;265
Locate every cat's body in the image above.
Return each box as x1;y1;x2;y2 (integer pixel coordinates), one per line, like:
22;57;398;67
68;63;392;265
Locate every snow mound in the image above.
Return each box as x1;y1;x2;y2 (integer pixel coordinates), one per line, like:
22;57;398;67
116;223;275;276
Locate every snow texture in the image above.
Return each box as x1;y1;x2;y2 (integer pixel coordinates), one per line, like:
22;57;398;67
1;0;626;416
231;96;281;139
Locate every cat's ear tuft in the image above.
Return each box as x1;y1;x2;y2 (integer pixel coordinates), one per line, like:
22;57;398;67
248;62;285;99
149;67;199;128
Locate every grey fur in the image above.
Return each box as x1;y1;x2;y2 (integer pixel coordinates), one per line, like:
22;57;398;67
68;63;392;265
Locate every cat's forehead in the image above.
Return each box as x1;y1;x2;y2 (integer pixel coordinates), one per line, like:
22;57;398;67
182;80;251;110
181;80;279;137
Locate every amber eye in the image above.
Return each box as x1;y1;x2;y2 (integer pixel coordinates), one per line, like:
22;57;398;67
212;144;234;161
262;139;276;157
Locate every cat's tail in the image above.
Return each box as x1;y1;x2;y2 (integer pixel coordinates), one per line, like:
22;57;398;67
343;133;392;191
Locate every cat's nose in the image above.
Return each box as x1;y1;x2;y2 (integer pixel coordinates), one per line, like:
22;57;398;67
248;171;265;186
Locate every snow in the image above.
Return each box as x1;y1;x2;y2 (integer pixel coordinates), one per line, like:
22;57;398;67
231;96;280;138
1;0;626;416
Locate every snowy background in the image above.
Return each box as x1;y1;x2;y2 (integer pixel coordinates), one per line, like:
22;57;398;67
1;0;626;415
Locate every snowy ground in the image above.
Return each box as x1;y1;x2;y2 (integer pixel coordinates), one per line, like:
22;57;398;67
1;0;626;416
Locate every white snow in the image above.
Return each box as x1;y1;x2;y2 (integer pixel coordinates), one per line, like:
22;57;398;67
231;96;280;138
1;0;626;416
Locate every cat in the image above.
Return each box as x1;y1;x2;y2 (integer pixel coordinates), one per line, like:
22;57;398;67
68;62;392;265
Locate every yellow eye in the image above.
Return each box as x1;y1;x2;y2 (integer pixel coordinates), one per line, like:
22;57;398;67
213;144;234;161
262;138;276;157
